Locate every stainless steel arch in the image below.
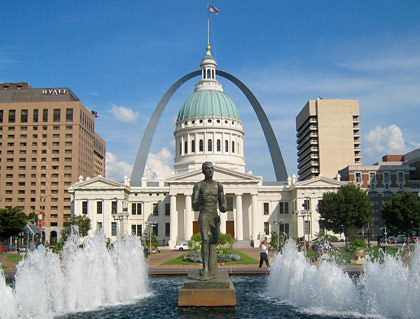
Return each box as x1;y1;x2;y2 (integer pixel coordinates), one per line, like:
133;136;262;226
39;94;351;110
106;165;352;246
130;70;288;186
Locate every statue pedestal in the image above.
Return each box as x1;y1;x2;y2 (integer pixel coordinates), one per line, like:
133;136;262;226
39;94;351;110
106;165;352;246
178;269;236;307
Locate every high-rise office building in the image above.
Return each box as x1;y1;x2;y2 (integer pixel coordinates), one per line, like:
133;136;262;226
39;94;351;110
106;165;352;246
296;98;361;181
0;82;105;243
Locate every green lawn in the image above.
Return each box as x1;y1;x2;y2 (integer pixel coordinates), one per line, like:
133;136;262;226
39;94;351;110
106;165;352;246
7;254;23;263
161;254;194;266
322;246;402;264
161;250;259;266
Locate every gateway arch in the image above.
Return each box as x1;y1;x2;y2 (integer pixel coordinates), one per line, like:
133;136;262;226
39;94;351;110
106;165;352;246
130;70;288;186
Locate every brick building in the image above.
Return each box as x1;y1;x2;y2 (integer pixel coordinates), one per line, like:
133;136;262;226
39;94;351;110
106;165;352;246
339;151;420;237
0;82;105;243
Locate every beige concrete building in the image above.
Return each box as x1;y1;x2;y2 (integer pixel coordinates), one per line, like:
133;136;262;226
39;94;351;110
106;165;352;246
296;98;361;181
0;82;105;243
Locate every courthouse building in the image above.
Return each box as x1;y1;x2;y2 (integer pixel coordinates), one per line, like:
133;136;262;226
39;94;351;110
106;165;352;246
69;48;346;248
0;82;105;243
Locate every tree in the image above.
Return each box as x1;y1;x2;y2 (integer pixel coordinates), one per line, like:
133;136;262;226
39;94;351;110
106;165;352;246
381;191;420;238
317;184;372;240
60;215;91;243
0;207;29;240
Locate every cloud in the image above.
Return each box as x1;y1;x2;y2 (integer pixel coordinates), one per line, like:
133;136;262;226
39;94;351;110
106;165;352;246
110;104;139;124
144;147;174;181
364;124;408;157
105;152;133;182
339;55;420;72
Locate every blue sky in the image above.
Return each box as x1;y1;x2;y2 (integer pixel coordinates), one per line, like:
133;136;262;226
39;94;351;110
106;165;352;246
1;1;420;182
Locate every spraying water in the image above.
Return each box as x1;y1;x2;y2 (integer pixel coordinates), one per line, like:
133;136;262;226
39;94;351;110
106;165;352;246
267;241;420;318
0;232;150;319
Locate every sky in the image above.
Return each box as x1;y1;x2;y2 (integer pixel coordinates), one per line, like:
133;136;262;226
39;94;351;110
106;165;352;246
1;1;420;182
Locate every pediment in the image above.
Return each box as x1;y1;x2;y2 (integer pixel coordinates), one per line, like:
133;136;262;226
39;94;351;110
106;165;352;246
69;176;127;191
294;175;347;188
166;166;261;184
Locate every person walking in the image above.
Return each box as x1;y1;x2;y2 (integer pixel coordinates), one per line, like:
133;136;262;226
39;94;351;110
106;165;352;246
259;239;270;268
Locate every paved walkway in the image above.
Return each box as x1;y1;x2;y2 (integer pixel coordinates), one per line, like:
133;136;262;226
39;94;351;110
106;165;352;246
146;248;271;275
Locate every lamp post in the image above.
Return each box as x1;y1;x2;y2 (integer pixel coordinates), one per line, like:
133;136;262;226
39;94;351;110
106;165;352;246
299;194;312;256
273;219;283;251
112;199;129;238
147;223;157;259
298;211;308;255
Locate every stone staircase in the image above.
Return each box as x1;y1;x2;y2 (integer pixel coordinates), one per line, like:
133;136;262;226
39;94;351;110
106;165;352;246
232;239;252;249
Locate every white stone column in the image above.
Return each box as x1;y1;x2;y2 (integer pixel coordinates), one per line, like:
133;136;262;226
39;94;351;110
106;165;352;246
184;195;193;242
252;194;259;247
235;194;243;240
168;195;177;248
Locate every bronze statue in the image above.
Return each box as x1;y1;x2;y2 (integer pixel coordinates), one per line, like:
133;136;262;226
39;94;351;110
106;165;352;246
192;162;226;281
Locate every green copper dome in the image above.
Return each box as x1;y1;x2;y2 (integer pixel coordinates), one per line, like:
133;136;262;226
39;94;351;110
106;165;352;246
177;90;240;122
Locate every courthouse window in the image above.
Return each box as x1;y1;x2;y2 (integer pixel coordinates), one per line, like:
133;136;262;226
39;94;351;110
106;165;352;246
279;201;289;214
111;222;117;236
263;203;269;215
96;201;102;214
132;203;142;215
82;201;88;214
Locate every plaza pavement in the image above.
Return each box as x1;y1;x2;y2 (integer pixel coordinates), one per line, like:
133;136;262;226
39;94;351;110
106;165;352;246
147;248;270;275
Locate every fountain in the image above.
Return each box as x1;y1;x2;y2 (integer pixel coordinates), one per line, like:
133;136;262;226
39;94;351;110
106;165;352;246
1;235;420;318
267;240;420;318
0;232;150;319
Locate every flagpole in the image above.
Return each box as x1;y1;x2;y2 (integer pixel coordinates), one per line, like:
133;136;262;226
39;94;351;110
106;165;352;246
207;0;210;46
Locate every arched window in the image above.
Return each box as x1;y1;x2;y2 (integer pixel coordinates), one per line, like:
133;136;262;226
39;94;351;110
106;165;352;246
217;139;221;152
199;139;204;152
191;140;195;153
232;141;235;153
208;139;212;152
202;69;205;79
212;69;215;79
184;141;188;154
179;143;182;155
225;140;228;152
207;69;211;79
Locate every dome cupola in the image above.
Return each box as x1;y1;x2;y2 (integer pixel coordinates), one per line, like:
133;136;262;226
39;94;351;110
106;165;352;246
173;46;246;174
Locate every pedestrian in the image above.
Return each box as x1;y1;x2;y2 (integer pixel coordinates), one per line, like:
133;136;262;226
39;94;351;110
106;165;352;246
259;239;270;268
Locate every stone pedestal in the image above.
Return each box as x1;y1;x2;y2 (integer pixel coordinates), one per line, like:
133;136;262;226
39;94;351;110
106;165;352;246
178;269;236;307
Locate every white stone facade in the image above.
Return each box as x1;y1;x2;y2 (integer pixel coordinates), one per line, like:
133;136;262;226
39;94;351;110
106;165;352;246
69;172;345;248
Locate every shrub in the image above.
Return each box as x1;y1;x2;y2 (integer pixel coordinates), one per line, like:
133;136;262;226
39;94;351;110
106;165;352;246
187;232;239;263
347;238;367;252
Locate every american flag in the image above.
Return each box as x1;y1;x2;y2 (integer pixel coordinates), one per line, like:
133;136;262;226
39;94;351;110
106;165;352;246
209;5;219;15
91;110;98;118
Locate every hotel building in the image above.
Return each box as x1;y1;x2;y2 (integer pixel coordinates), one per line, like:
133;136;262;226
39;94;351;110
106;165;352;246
0;82;105;243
